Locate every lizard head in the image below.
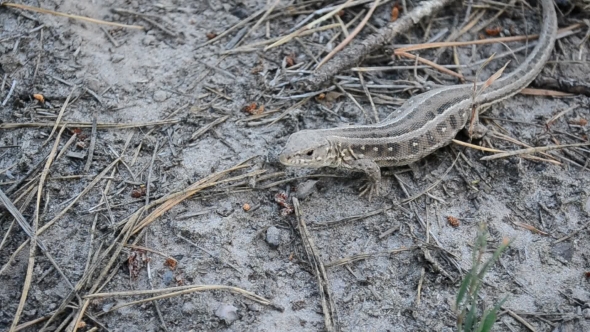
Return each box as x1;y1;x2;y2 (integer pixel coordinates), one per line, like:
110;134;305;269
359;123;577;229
279;130;336;168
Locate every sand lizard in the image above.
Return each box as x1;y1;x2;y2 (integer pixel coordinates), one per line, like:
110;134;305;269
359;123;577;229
279;0;557;198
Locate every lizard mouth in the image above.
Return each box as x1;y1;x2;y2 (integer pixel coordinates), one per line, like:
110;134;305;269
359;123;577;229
279;154;311;166
279;154;293;165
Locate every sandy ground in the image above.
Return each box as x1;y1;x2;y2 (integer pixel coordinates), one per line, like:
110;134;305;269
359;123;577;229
1;0;589;331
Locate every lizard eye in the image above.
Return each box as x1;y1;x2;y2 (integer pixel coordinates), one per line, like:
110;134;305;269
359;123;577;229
306;150;314;156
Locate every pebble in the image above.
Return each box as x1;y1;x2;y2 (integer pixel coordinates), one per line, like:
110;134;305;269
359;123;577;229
102;303;115;312
153;90;168;102
142;35;157;46
215;304;238;325
295;180;318;199
162;270;174;285
24;309;37;317
111;54;125;63
265;226;282;248
182;302;196;315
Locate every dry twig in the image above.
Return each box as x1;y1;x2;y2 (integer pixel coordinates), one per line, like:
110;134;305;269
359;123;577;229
1;2;144;29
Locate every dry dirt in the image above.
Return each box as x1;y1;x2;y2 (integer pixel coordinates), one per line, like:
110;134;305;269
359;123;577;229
1;0;590;331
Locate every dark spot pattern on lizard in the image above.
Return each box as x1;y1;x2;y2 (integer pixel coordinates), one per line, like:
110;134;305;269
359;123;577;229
436;122;448;135
409;138;420;154
426;131;436;145
449;115;458;129
424;111;436;121
388;143;401;158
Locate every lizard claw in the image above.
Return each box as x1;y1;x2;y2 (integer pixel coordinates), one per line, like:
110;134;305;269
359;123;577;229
359;181;379;201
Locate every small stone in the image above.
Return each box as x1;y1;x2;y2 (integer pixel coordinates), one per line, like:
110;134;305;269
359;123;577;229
265;226;282;248
535;163;547;172
102;303;115;312
0;53;23;72
24;309;36;317
216;205;233;217
295;180;318;199
142;35;156;46
182;302;196;315
583;308;590;319
66;151;86;159
153;90;168;102
111;54;125;63
162;270;174;285
229;6;249;19
551;242;574;262
86;78;103;93
215;304;238;325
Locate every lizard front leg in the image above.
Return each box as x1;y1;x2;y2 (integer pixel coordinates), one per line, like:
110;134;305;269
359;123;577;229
342;158;381;200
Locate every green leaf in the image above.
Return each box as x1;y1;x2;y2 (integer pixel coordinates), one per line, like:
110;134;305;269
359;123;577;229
474;296;508;332
477;239;512;280
455;272;473;310
464;300;478;332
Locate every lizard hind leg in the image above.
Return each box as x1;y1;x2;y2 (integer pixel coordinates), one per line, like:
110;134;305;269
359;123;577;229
343;159;382;200
465;105;490;140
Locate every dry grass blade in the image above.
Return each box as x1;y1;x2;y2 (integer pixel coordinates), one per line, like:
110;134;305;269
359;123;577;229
1;2;144;29
325;247;413;268
196;8;266;48
452;139;504;153
0;119;179;129
9;125;67;332
14;314;52;331
554;220;590;244
519;88;574;97
513;222;549;236
310;206;389;229
37;157;121;235
0;187;81;323
131;161;262;234
235;0;281;48
293;197;339;331
394;51;464;79
4;131;119;331
468;56;507;136
266;97;311;127
480;143;590;161
87;285;279;315
395;23;583;53
453;139;562;165
491;131;561;164
316;0;381;70
265;0;353;50
190;115;229;141
124;244;177;264
476;60;509;98
71;301;90;332
0;191;77;295
222;23;340;54
306;0;453;89
503;308;537;331
43;86;76;147
85;284;269;301
130;168;265;234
